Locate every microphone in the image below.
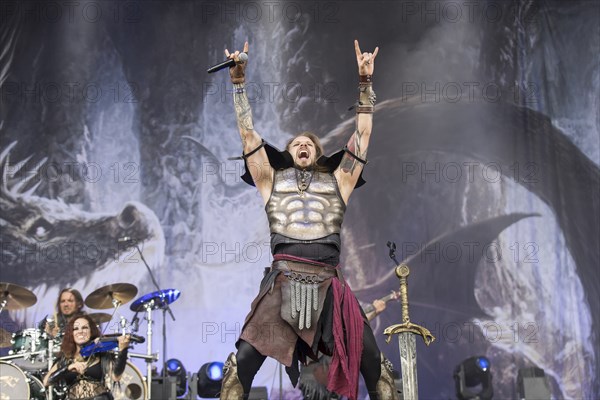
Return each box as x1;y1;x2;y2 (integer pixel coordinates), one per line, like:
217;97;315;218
128;333;145;344
131;314;140;333
207;52;248;74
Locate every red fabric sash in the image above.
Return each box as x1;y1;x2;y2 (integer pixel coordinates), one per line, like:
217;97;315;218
327;278;364;400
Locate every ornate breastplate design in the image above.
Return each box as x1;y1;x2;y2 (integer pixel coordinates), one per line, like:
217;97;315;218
266;168;346;241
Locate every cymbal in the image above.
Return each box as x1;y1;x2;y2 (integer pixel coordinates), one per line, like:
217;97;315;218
88;312;112;324
0;282;37;310
85;283;138;309
130;289;181;312
0;327;12;348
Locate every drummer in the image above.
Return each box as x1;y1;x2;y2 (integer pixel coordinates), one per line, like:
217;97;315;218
40;288;86;339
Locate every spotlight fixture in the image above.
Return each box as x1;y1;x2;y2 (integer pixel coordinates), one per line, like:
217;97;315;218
453;356;493;400
197;361;225;398
164;358;188;397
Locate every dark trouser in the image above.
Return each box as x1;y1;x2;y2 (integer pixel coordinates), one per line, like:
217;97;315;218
236;324;382;398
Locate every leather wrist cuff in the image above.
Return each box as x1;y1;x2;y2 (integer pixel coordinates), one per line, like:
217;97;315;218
357;84;376;114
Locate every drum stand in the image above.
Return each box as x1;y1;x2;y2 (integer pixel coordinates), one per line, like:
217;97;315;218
108;295;159;400
132;241;176;399
47;338;55;400
126;300;159;400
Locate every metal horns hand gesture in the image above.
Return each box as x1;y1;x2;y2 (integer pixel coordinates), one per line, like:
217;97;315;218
224;41;249;84
355;40;379;76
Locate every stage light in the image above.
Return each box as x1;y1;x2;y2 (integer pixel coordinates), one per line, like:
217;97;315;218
207;362;224;380
197;361;225;398
453;356;493;400
163;358;187;397
166;359;183;374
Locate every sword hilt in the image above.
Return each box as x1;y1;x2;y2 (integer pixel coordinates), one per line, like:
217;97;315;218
384;322;435;346
384;263;436;346
396;264;410;323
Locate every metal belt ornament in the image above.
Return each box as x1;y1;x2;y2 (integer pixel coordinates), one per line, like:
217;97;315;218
287;271;320;330
384;260;435;400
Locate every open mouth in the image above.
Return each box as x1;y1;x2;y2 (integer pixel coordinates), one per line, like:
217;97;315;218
298;150;310;160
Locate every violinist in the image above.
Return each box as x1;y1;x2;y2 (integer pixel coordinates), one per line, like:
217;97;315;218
43;314;131;400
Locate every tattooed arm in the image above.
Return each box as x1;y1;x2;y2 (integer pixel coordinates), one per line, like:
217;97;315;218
226;42;273;203
335;40;379;203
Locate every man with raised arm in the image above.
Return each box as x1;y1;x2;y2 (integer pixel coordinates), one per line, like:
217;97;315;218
219;40;397;400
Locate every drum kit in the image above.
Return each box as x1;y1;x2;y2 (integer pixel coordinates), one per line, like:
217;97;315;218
0;282;181;400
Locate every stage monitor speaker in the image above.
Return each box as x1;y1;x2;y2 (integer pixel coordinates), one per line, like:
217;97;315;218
517;367;551;399
151;376;178;400
248;386;268;400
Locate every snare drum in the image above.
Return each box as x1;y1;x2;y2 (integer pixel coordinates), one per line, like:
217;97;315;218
112;362;147;400
0;361;46;400
10;329;49;371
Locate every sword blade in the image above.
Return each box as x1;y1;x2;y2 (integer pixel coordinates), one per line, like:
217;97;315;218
398;332;419;400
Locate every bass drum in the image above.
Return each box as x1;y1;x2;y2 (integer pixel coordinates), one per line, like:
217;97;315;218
28;374;46;400
112;361;147;400
0;361;46;400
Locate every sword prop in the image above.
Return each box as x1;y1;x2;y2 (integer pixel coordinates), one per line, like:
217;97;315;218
383;242;435;400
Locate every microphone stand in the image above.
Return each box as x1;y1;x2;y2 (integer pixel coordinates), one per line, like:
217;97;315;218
130;240;176;398
134;241;176;321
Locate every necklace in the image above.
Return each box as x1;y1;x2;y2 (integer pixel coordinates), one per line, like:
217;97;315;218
296;169;313;197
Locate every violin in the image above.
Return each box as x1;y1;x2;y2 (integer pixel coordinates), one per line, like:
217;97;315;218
79;334;145;357
80;338;119;357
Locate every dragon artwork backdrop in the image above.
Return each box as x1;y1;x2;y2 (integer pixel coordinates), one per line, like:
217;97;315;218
1;1;598;398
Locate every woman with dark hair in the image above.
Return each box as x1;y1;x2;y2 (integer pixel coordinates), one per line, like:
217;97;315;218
43;314;131;400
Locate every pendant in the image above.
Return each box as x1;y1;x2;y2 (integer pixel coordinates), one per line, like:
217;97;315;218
296;169;311;197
